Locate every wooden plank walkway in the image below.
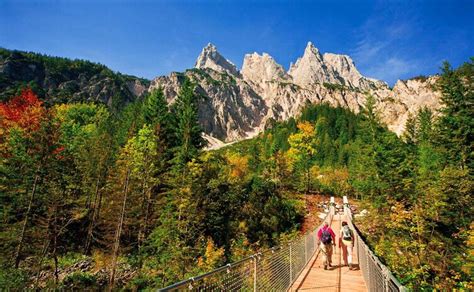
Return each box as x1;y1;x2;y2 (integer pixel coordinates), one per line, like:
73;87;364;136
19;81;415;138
290;213;367;292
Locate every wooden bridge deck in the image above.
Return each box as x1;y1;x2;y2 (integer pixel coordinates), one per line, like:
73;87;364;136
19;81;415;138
290;213;367;292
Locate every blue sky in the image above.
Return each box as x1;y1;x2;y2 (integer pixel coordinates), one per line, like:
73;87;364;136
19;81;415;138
1;0;473;85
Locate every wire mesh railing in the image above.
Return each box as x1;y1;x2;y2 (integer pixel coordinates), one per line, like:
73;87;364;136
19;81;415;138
343;196;406;292
159;197;335;291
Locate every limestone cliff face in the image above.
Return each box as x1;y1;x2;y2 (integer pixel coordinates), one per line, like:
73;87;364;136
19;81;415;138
149;68;265;141
150;42;441;145
374;76;441;134
241;52;290;86
322;53;387;90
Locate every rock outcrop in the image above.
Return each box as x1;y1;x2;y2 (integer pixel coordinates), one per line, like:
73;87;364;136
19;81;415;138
287;42;386;91
288;42;333;86
322;53;387;90
150;42;441;146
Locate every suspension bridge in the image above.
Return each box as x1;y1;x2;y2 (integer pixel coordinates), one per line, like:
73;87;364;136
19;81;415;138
159;196;406;291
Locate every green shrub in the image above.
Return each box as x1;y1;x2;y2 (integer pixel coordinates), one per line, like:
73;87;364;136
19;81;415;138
0;267;28;290
126;274;153;290
58;252;88;268
62;272;97;288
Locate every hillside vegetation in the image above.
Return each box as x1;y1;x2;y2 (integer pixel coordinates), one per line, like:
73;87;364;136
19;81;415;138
0;48;148;107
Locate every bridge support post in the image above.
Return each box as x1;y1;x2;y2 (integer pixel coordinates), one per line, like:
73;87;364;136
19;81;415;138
253;256;257;292
289;243;293;288
343;196;349;217
304;236;307;264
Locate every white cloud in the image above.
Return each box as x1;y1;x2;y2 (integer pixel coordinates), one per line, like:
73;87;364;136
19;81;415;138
364;57;418;83
350;8;423;84
353;39;386;64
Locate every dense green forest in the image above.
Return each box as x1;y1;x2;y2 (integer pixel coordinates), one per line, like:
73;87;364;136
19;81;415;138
1;58;473;290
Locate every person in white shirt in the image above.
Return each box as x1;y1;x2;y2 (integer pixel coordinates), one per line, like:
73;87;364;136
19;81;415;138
339;221;355;270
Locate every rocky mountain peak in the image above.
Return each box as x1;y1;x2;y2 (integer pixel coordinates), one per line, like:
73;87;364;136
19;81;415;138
195;43;240;77
287;41;386;90
304;41;321;56
288;41;330;86
242;52;289;84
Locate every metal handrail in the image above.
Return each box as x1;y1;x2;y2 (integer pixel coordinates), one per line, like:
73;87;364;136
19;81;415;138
343;196;406;292
159;255;254;291
159;197;336;291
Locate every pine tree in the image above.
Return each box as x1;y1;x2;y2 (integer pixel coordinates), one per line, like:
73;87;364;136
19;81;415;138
437;60;474;169
403;112;418;145
143;87;174;148
143;87;169;126
417;107;434;144
172;77;206;169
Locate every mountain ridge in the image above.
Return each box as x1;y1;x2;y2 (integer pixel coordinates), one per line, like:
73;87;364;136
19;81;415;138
0;45;441;148
150;42;441;146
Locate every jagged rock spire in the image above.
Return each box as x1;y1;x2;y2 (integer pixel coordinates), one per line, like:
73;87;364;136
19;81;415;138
287;41;386;90
288;41;330;86
195;43;240;76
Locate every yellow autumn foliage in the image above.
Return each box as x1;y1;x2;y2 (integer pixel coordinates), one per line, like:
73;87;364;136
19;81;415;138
197;238;225;269
227;153;249;179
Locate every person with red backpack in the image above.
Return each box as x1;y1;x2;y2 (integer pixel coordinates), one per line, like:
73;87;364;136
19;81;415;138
317;222;336;270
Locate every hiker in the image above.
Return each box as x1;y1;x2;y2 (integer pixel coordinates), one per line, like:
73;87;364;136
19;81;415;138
339;221;355;270
317;222;336;270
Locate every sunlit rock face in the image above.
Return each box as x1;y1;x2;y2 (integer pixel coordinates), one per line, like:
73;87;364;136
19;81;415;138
195;43;240;77
150;42;441;146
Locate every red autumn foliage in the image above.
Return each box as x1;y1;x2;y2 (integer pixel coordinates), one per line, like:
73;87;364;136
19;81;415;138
52;145;66;160
52;146;65;155
0;88;45;133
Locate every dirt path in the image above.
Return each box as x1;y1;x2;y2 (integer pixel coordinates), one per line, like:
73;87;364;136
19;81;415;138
300;194;332;234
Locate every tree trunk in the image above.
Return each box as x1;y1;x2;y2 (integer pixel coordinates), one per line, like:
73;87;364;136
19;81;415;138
52;202;59;284
138;158;151;250
34;215;52;287
86;176;100;210
84;176;102;254
143;187;153;244
137;181;148;250
306;165;311;194
109;168;130;289
96;179;104;222
14;172;40;268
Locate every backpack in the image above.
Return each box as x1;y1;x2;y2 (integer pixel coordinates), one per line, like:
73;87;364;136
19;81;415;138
321;228;332;244
342;226;352;241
